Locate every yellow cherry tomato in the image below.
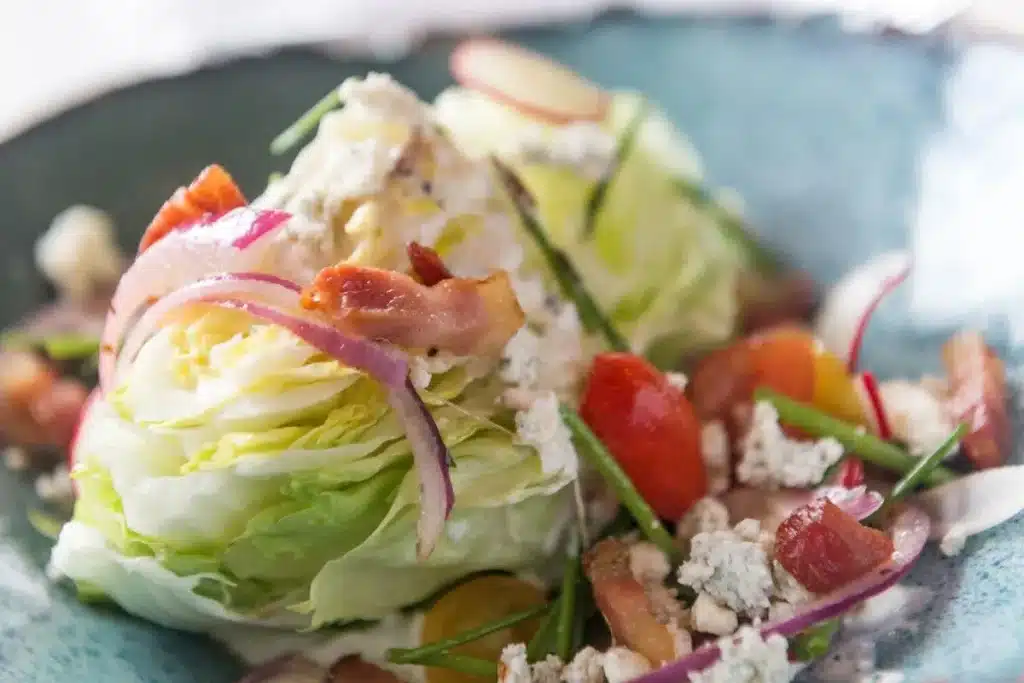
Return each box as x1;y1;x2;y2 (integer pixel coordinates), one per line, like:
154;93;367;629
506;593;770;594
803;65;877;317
812;348;866;425
421;575;546;683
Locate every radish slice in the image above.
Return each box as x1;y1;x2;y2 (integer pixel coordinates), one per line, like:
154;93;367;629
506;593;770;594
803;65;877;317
634;505;929;682
99;208;293;394
814;251;912;372
915;465;1024;551
201;299;453;558
815;485;885;521
853;372;893;439
115;273;302;385
450;39;609;124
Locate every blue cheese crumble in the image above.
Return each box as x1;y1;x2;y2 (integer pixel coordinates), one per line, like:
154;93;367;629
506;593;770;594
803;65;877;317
515;391;579;478
677;521;774;619
737;402;843;489
688;627;793;683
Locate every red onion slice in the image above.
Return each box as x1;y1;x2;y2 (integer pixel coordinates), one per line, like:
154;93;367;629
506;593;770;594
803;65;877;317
634;505;930;682
196;299;454;557
815;485;885;521
100;208;294;393
386;377;456;559
114;273;303;385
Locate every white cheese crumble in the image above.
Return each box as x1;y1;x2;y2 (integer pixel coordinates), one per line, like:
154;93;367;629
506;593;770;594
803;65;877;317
501;303;586;406
338;72;426;128
676;496;730;543
602;648;652;683
666;372;689;392
939;529;967;557
628;541;671;584
877;380;955;456
500;643;533;683
772;561;813;606
562;646;605;683
532;655;564;683
737;402;843;489
35;205;124;302
515;122;617;180
678;520;775;619
687;627;793;683
691;592;739;636
701;421;731;496
515;391;579;478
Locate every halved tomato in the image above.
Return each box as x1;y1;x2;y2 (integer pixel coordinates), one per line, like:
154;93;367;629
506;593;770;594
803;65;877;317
581;353;706;520
775;499;894;594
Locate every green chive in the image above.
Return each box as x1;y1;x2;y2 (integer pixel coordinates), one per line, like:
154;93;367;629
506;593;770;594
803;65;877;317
888;424;967;502
2;332;100;361
494;160;629;352
527;595;560;662
560;405;680;562
554;540;580;662
581;100;648;239
387;603;550;664
754;388;957;487
269;88;341;155
415;652;497;678
789;618;840;661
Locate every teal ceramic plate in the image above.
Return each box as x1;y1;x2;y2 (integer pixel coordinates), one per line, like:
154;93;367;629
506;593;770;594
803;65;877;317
0;15;1021;683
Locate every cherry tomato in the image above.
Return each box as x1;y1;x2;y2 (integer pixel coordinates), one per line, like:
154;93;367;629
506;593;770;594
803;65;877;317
811;348;866;426
943;332;1008;470
747;326;815;404
421;575;545;683
581;353;707;520
775;499;894;594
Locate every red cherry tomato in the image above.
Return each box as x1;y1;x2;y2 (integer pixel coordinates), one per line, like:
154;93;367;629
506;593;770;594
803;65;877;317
581;353;707;520
775;499;894;594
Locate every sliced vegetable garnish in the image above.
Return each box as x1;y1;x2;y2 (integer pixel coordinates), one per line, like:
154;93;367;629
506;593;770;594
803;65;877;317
450;39;609;124
494;160;628;351
580;353;706;520
776;498;895;593
633;505;929;682
99;207;296;393
755;388;957;487
270;87;341;155
886;424;966;504
560;406;679;561
138;164;247;254
815;486;885;522
581;100;648;239
943;331;1009;470
852;371;892;439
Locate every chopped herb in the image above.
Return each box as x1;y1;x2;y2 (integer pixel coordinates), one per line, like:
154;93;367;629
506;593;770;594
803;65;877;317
269;88;341;155
581;100;648;239
415;652;497;678
887;424;967;503
494;160;629;352
527;594;560;662
560;405;680;561
387;602;550;664
755;388;957;487
789;618;840;661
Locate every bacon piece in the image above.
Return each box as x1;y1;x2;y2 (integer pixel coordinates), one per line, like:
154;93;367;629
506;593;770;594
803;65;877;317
584;538;686;666
942;331;1009;470
301;264;524;357
138;164;247;253
407;242;453;286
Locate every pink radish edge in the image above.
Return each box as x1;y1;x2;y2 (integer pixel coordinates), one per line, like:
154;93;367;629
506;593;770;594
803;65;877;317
449;39;609;124
845;261;912;372
856;371;894;440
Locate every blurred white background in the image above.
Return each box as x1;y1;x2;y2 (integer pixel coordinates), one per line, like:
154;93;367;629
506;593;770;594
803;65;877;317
0;0;1021;143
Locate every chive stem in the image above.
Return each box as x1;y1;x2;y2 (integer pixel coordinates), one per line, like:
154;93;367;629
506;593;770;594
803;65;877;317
494;160;629;352
387;603;550;664
754;388;957;487
560;405;680;561
415;652;497;678
269;88;341;155
527;595;560;662
581;100;648;239
888;424;966;502
554;540;580;662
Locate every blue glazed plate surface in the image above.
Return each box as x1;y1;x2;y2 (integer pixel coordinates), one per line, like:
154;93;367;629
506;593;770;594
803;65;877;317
0;16;1019;683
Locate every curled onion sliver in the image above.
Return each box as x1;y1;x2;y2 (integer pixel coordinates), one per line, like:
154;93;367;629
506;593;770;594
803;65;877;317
634;505;930;682
235;653;323;683
115;273;303;383
387;377;456;559
100;208;294;393
200;299;454;557
815;485;885;521
854;371;893;440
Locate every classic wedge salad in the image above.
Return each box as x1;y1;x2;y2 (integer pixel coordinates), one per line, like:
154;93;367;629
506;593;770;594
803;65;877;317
2;39;1020;683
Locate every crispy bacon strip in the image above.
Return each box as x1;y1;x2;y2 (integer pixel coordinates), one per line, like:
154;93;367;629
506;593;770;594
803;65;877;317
301;263;524;357
407;242;454;286
584;539;686;666
138;164;247;253
942;331;1009;470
